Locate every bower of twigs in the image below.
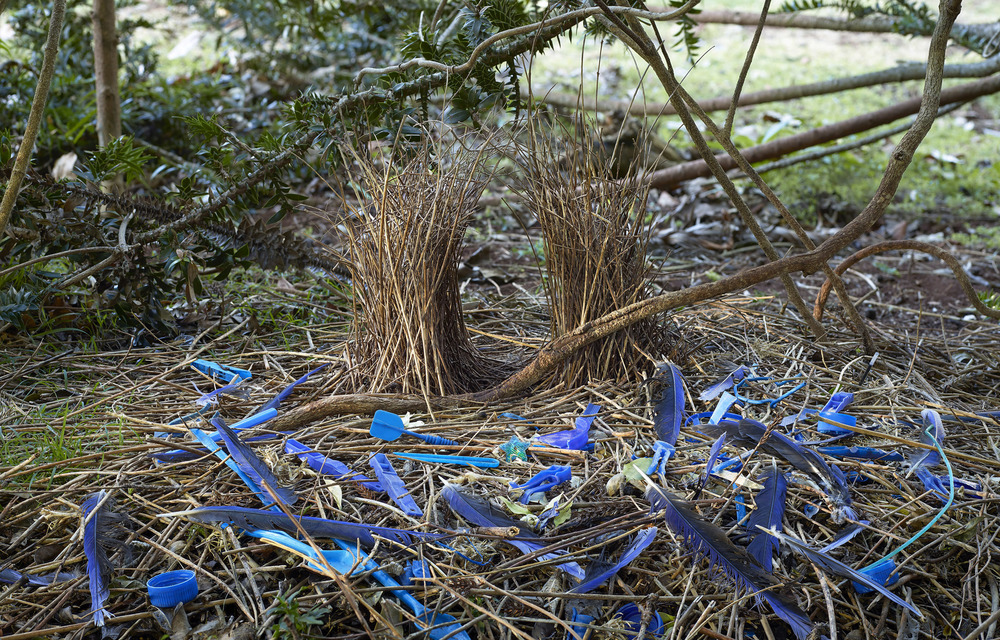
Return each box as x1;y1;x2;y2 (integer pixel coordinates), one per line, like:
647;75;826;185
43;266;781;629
336;141;506;396
516;122;665;386
2;294;998;640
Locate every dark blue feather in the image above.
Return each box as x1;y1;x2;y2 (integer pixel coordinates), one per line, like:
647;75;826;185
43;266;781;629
0;568;75;586
441;484;584;580
908;409;945;470
163;505;441;548
570;527;657;593
646;485;819;640
653;363;685;445
260;364;329;412
699;365;749;402
213;417;298;505
745;468;787;572
761;527;921;617
81;491;112;626
697;434;727;498
284;438;383;491
710;419;854;522
818;521;869;553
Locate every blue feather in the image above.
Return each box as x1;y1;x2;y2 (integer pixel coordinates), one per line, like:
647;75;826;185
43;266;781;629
653;363;685;445
710;419;854;522
0;568;76;586
441;484;584;580
699;365;749;402
81;491;113;626
697;434;727;498
260;364;329;412
162;505;441;548
905;410;949;499
645;485;819;640
818;521;869;553
760;527;921;617
284;438;383;491
213;417;298;505
571;527;657;593
745;468;787;572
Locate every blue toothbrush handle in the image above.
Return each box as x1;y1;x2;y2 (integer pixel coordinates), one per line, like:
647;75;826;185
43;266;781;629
415;433;461;447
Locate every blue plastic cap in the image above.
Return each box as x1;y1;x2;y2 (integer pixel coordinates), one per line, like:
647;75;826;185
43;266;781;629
148;570;198;608
568;608;596;640
853;558;899;594
613;603;665;638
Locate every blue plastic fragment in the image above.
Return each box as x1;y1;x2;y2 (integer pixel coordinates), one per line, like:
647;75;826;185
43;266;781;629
817;411;857;436
534;404;600;451
369;453;423;517
818;445;904;462
734;492;747;525
710;392;741;425
392;453;500;468
285;439;383;491
646;440;675;476
499;436;530;462
510;465;572;504
822;391;855;414
853;557;899;593
567;608;596;640
400;560;430;586
500;412;528;421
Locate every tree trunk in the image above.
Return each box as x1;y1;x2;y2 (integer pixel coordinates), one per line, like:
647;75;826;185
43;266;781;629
92;0;122;148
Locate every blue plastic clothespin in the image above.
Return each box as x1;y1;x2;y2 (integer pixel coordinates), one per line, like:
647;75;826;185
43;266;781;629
646;441;674;477
510;465;572;504
534;404;600;451
369;454;423;518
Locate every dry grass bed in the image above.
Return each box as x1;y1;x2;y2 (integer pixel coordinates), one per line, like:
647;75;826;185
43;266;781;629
1;300;999;640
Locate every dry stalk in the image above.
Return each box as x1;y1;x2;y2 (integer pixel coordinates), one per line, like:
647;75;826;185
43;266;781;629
516;117;663;385
336;135;504;395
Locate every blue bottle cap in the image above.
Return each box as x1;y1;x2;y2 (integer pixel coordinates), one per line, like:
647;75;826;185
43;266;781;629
148;570;199;608
613;603;665;638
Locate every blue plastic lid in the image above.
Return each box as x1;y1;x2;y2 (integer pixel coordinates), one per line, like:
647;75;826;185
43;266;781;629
613;603;665;638
148;570;199;608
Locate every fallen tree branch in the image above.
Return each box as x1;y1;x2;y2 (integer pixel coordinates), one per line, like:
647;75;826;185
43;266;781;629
680;7;999;47
525;54;1000;118
749;99;967;175
813;240;1000;321
645;72;1000;189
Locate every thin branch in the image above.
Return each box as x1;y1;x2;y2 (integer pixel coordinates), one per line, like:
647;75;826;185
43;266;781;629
596;1;827;339
813;240;1000;321
353;1;700;85
725;0;771;137
0;0;66;238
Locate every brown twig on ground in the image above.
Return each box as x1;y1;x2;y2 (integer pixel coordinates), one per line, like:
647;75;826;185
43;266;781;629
813;240;1000;321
